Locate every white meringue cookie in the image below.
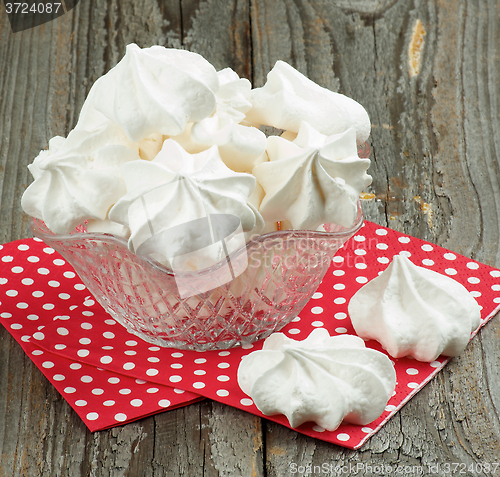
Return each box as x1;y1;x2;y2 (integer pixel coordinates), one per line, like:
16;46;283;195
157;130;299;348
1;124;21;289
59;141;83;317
237;329;396;431
252;122;371;230
348;255;482;362
90;44;219;142
246;60;371;143
173;67;267;173
21;124;140;234
108;140;259;268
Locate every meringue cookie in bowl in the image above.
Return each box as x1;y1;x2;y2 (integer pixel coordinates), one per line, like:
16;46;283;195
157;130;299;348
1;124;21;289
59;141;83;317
246;60;371;143
237;328;396;431
21;123;140;234
348;255;481;362
252;122;371;230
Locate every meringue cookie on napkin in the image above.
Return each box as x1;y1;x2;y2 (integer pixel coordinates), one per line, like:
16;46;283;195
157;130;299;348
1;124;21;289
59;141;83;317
348;255;482;362
88;44;219;142
21;123;140;234
252;122;371;230
246;60;371;143
237;328;396;431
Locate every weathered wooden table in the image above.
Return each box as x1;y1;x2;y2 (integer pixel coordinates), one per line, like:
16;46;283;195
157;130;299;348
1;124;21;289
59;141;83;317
1;1;500;475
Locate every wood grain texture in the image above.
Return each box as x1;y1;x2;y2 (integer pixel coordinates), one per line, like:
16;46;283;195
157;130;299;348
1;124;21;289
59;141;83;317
1;0;500;475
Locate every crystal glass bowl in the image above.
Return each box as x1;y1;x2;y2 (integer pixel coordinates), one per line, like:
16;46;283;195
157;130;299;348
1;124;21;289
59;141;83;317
30;205;363;351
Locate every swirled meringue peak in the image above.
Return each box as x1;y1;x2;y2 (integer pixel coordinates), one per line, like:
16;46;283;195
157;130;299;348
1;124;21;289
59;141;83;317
348;255;481;362
246;60;371;143
174;68;267;173
21;123;140;234
237;328;396;431
252;121;371;230
90;44;219;142
108;140;260;269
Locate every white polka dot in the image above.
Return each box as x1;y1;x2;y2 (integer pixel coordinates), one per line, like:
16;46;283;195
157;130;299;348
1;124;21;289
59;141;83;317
333;297;346;305
17;244;29;251
288;328;301;335
354;249;367;256
0;312;12;318
194;358;207;364
32;291;44;298
470;291;481;298
16;302;28;309
6;290;18;297
79;338;91;345
468;277;480;284
124;350;136;356
194;370;206;376
193;382;205;389
311;321;324;327
361;427;373;433
32;350;43;356
444;253;456;260
32;331;45;340
11;266;23;274
334;312;347;320
355;262;367;269
43;247;55;254
217;375;230;382
356;276;368;284
158;399;171;408
311;306;323;314
92;388;104;395
216;389;229;397
54;344;66;350
70;363;82;370
385;404;397;412
119;388;131;395
490;270;500;278
86;412;99;421
399;251;411;258
335;327;347;334
377;257;390;264
422;259;434;266
42;303;55;310
312;425;325;433
494;297;500;303
27;256;39;263
123;362;135;370
333;270;345;276
332;256;344;264
218;362;230;369
218;351;231;357
171;352;183;358
103;332;115;339
333;283;345;290
147;388;159;394
104;319;116;325
127;399;142;408
108;377;120;384
170;363;183;369
27;314;39;321
59;293;71;300
354;235;365;242
407;382;419;389
21;278;34;285
336;433;350;441
53;374;65;381
466;262;479;270
42;361;54;369
169;375;182;383
81;375;93;383
77;349;90;358
173;389;185;394
100;356;113;364
64;387;76;394
53;259;65;266
146;368;159;377
125;340;138;347
148;357;160;363
75;400;87;407
240;398;253;406
491;284;500;291
376;243;389;250
57;327;69;336
83;299;95;306
312;292;323;299
406;368;419;375
10;324;22;330
74;284;86;290
103;400;115;406
1;256;13;262
135;379;146;385
445;268;457;275
398;237;410;243
114;413;127;422
148;346;160;351
48;281;60;287
37;268;50;275
429;361;442;368
241;344;254;349
375;229;388;236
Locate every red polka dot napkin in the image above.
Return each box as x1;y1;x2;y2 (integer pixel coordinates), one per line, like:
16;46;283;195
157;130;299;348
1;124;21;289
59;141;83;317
1;221;499;449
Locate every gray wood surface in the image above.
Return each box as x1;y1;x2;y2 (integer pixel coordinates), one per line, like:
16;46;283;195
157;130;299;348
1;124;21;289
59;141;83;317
1;0;500;475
